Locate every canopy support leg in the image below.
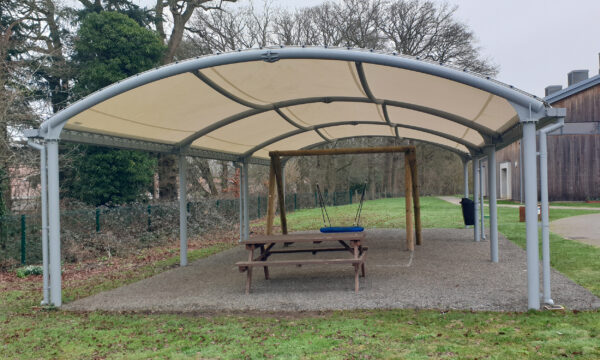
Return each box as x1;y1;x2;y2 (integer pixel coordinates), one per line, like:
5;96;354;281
243;158;250;240
463;159;469;199
237;163;243;242
47;140;61;307
479;158;486;240
179;154;188;266
540;119;563;305
486;146;498;262
473;157;480;242
523;121;540;310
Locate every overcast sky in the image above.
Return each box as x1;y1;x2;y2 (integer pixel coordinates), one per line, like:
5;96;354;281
125;0;600;97
272;0;600;97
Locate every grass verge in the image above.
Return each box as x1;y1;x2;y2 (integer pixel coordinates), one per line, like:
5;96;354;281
1;197;599;359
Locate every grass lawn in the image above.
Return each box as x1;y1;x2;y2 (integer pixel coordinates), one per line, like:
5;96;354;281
2;197;600;359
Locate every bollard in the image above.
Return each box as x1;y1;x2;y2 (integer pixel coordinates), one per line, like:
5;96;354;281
95;208;100;233
20;215;26;265
294;193;297;211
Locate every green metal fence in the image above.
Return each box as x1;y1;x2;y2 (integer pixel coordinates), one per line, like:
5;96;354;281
0;189;400;267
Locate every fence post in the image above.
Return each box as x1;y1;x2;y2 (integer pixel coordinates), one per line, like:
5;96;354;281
147;205;152;231
294;193;297;211
257;196;261;218
349;189;352;204
95;208;100;233
20;215;26;265
333;192;336;206
314;191;317;207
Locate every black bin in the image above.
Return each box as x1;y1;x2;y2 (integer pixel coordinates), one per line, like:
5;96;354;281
459;198;475;226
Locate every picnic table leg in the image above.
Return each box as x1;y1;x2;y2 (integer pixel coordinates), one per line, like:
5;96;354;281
260;245;270;280
246;245;254;294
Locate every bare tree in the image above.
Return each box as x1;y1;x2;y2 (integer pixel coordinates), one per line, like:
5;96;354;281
155;0;238;64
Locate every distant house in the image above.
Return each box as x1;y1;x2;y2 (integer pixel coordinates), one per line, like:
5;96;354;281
491;64;600;201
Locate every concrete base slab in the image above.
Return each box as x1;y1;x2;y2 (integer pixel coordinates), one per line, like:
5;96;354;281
64;229;600;313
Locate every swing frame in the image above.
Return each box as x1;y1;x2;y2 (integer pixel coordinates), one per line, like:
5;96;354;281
266;146;422;251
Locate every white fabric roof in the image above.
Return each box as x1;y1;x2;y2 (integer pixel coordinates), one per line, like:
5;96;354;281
40;47;552;161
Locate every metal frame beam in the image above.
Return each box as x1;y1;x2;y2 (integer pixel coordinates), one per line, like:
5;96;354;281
241;120;476;159
522;120;540;310
28;140;49;305
39;47;548;138
485;145;498;263
174;96;496;150
179;153;188;266
539;118;564;305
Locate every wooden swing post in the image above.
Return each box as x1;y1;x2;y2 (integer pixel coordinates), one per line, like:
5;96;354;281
265;146;422;247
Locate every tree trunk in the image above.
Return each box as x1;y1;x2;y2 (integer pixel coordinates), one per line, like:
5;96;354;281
220;161;229;192
158;154;178;200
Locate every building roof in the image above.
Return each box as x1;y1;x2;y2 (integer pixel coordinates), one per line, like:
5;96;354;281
36;47;554;162
545;73;600;104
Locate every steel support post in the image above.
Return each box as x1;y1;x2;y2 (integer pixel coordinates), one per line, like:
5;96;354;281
40;144;49;305
179;154;188;267
28;141;49;305
242;158;250;240
539;119;563;305
237;163;243;242
472;158;480;242
46;140;61;307
479;159;486;240
463;159;469;199
522;121;540;310
485;146;498;263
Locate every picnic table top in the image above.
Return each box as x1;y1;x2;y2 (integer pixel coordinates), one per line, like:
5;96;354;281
241;232;365;245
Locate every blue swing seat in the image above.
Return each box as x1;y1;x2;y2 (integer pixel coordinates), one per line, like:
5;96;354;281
320;226;364;233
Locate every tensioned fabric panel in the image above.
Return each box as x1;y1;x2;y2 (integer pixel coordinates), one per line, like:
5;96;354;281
363;63;517;132
280;102;386;127
58;52;542;160
257;131;327;158
321;124;396;139
191;111;297;152
396;127;468;153
386;106;484;147
475;95;519;133
65;73;250;143
198;60;366;104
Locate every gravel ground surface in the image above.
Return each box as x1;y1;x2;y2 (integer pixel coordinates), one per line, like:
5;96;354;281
64;228;600;313
551;213;600;247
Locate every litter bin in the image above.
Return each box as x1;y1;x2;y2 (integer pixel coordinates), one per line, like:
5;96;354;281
460;198;475;226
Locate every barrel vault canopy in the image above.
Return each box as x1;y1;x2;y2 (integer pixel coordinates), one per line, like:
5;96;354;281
38;46;555;162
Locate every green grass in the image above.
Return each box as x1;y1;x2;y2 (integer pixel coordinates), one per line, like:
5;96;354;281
2;197;600;359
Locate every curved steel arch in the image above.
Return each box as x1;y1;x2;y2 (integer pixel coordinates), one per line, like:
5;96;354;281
176;96;493;149
39;46;546;141
296;135;470;158
240;120;474;158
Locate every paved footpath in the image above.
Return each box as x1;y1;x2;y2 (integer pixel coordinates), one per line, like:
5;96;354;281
438;196;600;211
438;196;600;247
551;213;600;248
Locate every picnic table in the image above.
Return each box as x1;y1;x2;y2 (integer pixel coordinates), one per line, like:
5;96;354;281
236;232;367;294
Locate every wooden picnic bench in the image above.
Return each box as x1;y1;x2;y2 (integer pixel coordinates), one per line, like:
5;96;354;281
236;232;367;294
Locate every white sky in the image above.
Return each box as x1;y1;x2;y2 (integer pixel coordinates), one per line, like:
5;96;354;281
274;0;600;97
129;0;600;97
